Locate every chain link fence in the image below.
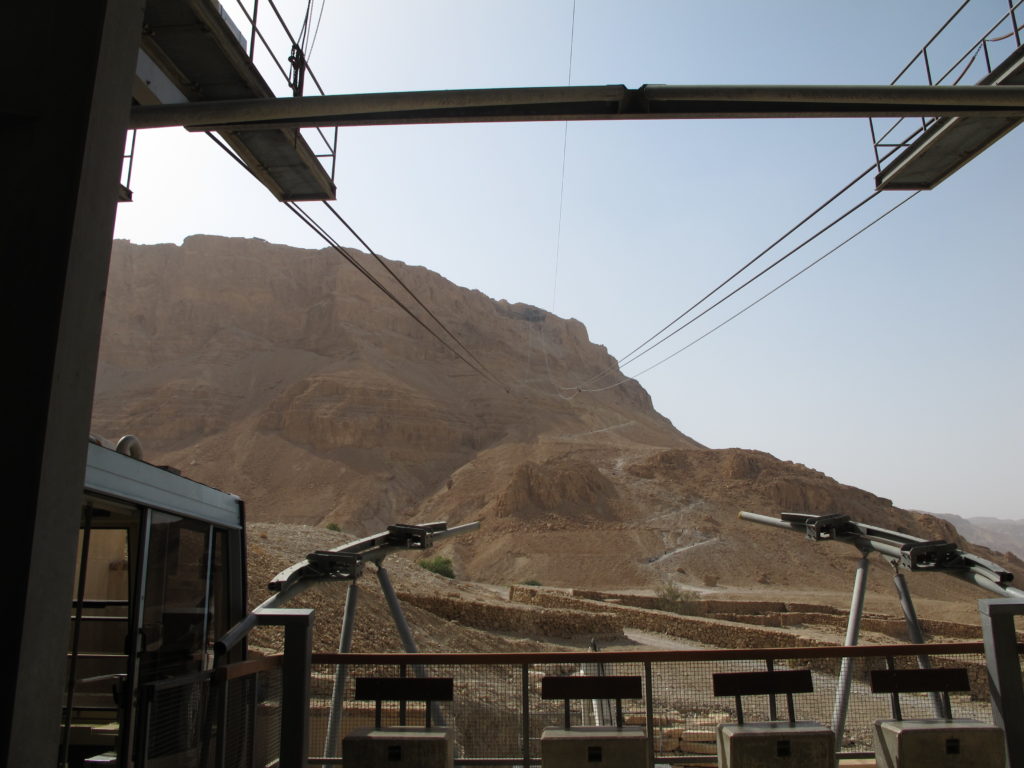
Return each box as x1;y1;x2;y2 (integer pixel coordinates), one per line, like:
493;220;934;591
139;659;283;768
307;643;1004;766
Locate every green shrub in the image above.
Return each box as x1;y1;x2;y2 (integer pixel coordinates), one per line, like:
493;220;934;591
655;582;700;615
325;522;341;532
521;579;542;587
419;555;455;579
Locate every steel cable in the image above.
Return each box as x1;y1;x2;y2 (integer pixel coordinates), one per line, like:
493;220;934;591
579;191;920;393
204;132;508;390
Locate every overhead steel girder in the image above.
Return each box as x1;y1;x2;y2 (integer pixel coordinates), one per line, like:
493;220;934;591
129;84;1024;131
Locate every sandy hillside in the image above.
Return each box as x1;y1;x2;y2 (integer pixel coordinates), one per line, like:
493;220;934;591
92;236;1020;626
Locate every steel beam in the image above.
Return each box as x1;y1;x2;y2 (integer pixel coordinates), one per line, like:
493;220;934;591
129;84;1024;131
257;609;314;768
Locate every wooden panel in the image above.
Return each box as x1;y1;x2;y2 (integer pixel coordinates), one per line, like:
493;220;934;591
540;675;643;701
312;641;1001;666
354;677;453;702
869;668;971;694
712;669;814;697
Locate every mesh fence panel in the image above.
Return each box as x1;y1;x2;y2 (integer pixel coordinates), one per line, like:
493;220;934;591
218;665;284;768
308;646;1002;765
255;667;283;767
142;673;214;768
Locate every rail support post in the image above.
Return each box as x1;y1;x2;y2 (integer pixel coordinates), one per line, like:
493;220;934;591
258;609;314;768
981;598;1024;768
832;552;870;764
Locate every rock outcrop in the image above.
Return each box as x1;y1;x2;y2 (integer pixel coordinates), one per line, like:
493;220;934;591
93;236;1017;615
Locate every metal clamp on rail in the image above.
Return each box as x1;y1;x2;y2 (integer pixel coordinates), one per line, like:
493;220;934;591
386;522;448;548
899;540;962;571
781;512;853;540
307;551;364;579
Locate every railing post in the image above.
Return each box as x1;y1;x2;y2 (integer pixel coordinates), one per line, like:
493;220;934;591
258;609;314;768
981;598;1024;768
521;663;531;766
644;661;655;768
249;0;259;59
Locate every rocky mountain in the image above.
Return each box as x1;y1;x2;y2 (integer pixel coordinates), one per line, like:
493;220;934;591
936;513;1024;562
92;236;1019;616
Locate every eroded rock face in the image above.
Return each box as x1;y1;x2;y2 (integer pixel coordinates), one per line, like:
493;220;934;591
93;236;1014;602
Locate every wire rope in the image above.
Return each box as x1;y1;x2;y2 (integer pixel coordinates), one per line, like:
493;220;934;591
581;191;920;392
576;163;882;390
287;201;509;389
578;185;884;393
203;132;508;390
307;0;327;62
319;201;505;387
550;0;577;312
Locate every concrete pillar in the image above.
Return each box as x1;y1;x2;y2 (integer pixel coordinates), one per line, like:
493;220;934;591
0;1;145;764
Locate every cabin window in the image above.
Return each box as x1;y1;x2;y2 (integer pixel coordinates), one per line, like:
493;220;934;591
139;513;213;681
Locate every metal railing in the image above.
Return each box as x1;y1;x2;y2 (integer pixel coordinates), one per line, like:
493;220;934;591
227;0;339;180
870;0;1024;171
136;658;284;768
307;642;1008;766
133;600;312;768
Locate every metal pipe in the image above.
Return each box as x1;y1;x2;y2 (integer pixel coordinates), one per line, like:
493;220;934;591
832;553;870;764
1013;0;1023;48
644;662;655;768
129;84;1024;130
892;570;946;717
376;563;445;726
521;663;531;767
215;581;314;657
377;564;420;654
323;581;359;758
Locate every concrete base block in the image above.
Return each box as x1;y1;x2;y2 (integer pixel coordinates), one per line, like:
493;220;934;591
716;721;834;767
342;727;454;768
873;718;1005;768
541;726;647;767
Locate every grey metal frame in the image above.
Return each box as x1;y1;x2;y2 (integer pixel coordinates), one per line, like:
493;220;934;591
129;83;1024;132
744;511;1024;768
981;599;1024;768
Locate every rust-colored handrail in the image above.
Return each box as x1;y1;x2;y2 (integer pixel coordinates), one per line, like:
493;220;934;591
215;654;284;682
312;641;1008;667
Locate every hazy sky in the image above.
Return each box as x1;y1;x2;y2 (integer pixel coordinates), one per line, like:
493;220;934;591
114;1;1023;519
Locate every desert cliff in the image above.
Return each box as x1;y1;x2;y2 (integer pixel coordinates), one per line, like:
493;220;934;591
92;236;1019;617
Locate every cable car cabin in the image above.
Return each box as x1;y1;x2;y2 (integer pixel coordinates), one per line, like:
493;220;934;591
63;441;246;768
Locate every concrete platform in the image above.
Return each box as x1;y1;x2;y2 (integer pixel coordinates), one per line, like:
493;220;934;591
716;720;834;768
342;726;454;768
873;718;1005;768
541;725;647;767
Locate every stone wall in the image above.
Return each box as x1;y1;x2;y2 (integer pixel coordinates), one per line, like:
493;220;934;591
510;587;830;649
398;591;622;639
560;588;995;643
